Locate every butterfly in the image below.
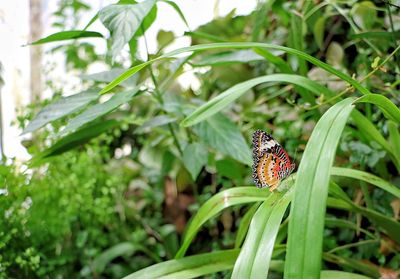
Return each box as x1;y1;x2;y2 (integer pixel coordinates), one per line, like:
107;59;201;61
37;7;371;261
252;130;296;192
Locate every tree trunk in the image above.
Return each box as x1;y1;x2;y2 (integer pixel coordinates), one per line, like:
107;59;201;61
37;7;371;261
29;0;43;104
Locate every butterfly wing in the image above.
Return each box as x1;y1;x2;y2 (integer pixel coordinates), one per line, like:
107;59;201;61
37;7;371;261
252;130;295;191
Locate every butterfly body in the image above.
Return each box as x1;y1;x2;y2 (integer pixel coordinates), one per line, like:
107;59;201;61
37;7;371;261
252;130;295;191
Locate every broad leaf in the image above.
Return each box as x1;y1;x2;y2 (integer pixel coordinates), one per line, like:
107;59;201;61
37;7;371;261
58;88;140;136
192;114;252;165
32;119;120;164
182;143;208;180
99;0;156;60
22;89;98;134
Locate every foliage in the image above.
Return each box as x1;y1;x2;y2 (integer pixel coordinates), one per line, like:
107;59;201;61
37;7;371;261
2;0;400;278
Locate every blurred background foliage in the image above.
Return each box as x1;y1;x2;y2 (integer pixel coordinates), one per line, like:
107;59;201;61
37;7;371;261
1;0;400;278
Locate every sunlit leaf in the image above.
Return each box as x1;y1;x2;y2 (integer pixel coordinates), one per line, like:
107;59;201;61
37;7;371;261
285;98;355;278
22;89;98;134
99;0;156;60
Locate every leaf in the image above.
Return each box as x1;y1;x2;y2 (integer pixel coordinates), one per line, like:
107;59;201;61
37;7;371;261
232;187;293;279
181;74;334;127
313;16;326;50
135;115;177;134
22;89;98;134
323;254;380;278
124;250;239;279
93;242;136;274
99;42;372;95
326;42;344;66
192;114;252;165
329;182;400;244
58;88;140;136
388;121;400;166
29;30;103;45
350;31;400;40
331;167;400;198
351;1;377;30
191;50;265;67
80;68;138;88
175;187;271;258
99;0;156;60
284;98;355;279
31;119;120;164
351;109;400;170
351;110;393;153
234;203;261;248
320;270;372;279
182;143;208;180
354;94;400;124
160;0;190;28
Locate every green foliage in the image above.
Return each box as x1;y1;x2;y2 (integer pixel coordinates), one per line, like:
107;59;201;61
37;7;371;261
2;0;400;278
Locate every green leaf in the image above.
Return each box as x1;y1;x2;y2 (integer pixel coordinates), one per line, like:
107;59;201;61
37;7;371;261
329;182;400;244
160;0;190;28
349;31;400;40
320;270;372;279
323;254;379;278
135;115;177;134
289;12;307;75
99;0;156;60
124;250;239;279
313;16;326;50
351;109;400;170
192;114;252;165
93;242;136;274
29;30;103;45
182;143;208;180
191;50;265;66
388;120;400;165
232;187;293;279
22;89;98;134
58;88;140;136
351;110;392;153
325;218;376;239
253;48;293;74
351;1;377;30
31;119;120;164
80;68;138;88
234;203;261;248
284;98;355;279
99;42;372;95
175;187;271;259
182;74;334;127
354;94;400;123
331;167;400;198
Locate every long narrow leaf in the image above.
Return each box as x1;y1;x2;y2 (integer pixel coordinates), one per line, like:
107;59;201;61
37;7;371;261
175;187;270;258
99;43;371;95
285;98;355;279
331;167;400;198
124;250;239;279
181;74;335;127
232;186;293;279
354;94;400;123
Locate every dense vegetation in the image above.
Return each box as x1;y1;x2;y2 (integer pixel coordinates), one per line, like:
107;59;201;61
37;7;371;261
1;0;400;278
